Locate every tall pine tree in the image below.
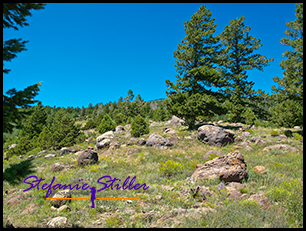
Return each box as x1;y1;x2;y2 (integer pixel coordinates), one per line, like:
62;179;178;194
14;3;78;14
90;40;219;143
165;5;225;129
271;3;303;127
219;16;274;124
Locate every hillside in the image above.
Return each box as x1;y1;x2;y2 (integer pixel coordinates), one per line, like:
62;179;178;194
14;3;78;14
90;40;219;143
3;119;303;228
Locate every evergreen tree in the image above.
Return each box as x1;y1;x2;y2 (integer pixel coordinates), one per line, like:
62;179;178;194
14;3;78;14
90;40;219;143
3;3;45;134
165;5;225;129
98;114;116;134
9;101;47;155
48;109;80;147
271;3;303;127
131;114;149;138
219;16;274;124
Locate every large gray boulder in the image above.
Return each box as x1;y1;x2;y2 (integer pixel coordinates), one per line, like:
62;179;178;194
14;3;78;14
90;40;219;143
191;150;248;183
197;125;235;146
165;115;185;125
146;133;166;147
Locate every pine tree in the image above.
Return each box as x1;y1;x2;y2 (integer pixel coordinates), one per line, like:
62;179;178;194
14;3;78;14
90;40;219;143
98;114;116;134
9;101;47;155
131;114;149;138
271;3;303;127
3;3;45;134
165;5;225;129
48;109;80;147
219;16;274;124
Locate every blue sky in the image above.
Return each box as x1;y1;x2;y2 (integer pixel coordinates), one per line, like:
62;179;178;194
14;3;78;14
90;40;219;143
3;3;297;108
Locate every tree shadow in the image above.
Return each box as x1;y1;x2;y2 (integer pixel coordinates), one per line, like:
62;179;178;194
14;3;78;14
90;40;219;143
3;159;36;185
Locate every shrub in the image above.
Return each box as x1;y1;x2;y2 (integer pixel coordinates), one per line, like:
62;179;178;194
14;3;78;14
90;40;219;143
82;119;96;130
292;133;303;141
130;114;149;137
270;130;279;137
98;114;116;134
159;160;184;176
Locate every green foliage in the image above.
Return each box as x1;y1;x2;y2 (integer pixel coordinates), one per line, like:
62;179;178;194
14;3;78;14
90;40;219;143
3;3;45;134
98;114;116;134
159;160;184;177
114;112;127;126
130;114;149;138
203;153;219;163
82;118;96;130
220;16;273;124
271;3;303;128
165;5;226;129
270;130;279;137
270;99;303;128
292;132;303;141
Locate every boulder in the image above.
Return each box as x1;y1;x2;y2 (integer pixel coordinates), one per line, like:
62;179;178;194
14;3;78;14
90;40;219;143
165;115;185;125
127;137;138;146
19;202;38;216
45;154;57;158
262;144;299;152
50;189;71;208
146;133;166;147
163;127;177;135
137;138;146;145
114;125;125;134
47;216;67;228
191;150;248;183
197;125;235;146
50;163;76;172
164;136;178;146
96;131;114;143
59;147;72;156
77;149;98;166
253;166;267;174
8;144;17;150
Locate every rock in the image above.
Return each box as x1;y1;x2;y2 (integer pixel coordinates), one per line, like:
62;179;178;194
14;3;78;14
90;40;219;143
96;131;114;143
26;155;36;160
47;216;67;228
127;148;138;155
114;125;125;133
197;125;235;146
163;127;177;135
124;124;132;131
234;135;245;142
165;115;185;125
77;149;98;166
217;182;225;191
253;166;267;174
248;191;270;209
8;143;17;150
278;134;288;139
293;126;301;129
95;131;115;150
20;202;38;216
262;144;299;152
227;182;245;191
191;150;248;183
53;146;61;151
50;163;76;172
172;208;188;215
109;140;120;150
3;194;25;206
5;188;20;195
255;139;267;146
242;131;252;137
226;186;242;200
127;137;138;146
203;150;224;161
164;136;178;146
126;200;133;204
137;138;146;145
59;147;72;156
50;189;71;208
45;154;57;158
95;139;111;150
250;136;260;142
146;133;166;147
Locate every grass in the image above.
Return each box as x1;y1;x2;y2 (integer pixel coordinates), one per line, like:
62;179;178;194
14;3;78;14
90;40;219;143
3;121;303;228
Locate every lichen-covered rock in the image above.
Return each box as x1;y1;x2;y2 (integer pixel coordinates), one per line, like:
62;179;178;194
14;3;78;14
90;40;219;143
262;144;299;152
191;150;248;183
50;163;75;172
47;216;67;227
50;189;71;208
197;125;235;146
146;133;166;147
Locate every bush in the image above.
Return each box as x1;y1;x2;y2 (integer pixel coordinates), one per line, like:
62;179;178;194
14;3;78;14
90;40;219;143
98;114;116;134
270;130;279;137
292;133;303;141
130;114;149;137
159;160;184;177
82;119;96;130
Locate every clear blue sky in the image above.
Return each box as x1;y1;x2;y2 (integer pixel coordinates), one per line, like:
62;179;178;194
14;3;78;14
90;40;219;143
3;3;297;108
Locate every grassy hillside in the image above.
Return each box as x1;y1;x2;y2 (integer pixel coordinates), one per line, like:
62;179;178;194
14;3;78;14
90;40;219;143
3;120;303;228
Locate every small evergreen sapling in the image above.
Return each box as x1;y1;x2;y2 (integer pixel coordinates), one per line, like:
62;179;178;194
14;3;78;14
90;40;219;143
98;114;116;134
130;114;149;138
